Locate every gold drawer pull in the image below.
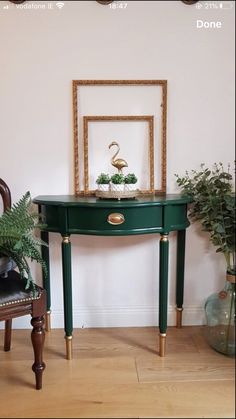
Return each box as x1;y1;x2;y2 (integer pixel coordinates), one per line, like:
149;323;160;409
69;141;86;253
107;213;125;225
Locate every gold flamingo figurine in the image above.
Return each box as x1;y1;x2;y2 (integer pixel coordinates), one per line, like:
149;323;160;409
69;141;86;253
109;141;128;173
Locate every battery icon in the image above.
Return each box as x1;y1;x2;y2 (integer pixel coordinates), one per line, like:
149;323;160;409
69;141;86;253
219;1;234;9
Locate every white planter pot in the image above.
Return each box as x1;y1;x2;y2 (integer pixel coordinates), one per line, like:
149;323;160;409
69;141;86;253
97;184;110;192
124;184;137;192
110;183;124;192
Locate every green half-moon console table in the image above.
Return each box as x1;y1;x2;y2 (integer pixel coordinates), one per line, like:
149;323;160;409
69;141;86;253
33;194;191;360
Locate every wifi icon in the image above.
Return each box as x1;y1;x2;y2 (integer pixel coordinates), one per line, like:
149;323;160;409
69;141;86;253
56;2;64;9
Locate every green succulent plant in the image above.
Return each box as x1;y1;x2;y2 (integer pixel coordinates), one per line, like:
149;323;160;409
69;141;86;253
110;173;125;184
0;191;47;292
124;173;138;184
96;173;110;184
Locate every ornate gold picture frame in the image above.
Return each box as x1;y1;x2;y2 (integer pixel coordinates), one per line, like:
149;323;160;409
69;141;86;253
72;80;167;196
83;115;154;195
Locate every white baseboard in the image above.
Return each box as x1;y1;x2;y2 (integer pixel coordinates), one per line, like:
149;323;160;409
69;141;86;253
0;304;205;329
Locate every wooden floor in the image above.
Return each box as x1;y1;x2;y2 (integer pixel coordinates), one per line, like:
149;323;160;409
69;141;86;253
0;326;235;418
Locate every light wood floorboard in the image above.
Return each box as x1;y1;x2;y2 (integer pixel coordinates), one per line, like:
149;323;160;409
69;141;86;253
0;326;235;418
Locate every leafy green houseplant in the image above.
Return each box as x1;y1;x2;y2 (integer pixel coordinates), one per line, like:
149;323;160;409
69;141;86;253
0;191;47;292
175;163;235;272
175;162;235;356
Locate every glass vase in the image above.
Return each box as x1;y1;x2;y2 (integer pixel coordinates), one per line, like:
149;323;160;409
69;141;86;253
204;271;235;356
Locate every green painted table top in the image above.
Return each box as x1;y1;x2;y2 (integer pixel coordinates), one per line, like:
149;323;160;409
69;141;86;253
33;194;192;207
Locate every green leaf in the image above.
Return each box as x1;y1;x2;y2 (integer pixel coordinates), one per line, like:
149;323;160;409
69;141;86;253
175;162;235;259
0;192;48;291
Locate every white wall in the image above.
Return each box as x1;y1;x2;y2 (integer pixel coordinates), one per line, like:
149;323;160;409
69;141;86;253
0;1;235;328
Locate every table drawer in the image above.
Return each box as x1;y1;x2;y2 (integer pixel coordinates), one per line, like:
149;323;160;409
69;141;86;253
68;206;163;235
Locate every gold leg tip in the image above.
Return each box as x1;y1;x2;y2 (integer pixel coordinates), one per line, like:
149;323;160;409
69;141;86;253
45;311;51;332
65;336;73;360
159;333;166;357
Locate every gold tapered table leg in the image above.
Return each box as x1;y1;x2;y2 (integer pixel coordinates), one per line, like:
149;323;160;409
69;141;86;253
159;333;166;357
176;307;183;328
45;310;51;332
65;336;73;360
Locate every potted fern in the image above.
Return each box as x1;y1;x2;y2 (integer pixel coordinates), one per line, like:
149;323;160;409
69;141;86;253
0;191;47;292
175;162;235;356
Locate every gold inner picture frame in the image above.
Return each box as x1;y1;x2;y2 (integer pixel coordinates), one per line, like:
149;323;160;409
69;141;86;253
72;80;167;195
83;115;154;195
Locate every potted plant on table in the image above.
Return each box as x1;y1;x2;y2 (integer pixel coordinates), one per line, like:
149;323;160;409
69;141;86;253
0;191;47;293
124;173;138;192
175;162;235;356
110;173;125;192
96;173;110;192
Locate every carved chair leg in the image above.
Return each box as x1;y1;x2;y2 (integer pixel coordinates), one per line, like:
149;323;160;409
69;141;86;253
31;316;46;390
4;319;12;351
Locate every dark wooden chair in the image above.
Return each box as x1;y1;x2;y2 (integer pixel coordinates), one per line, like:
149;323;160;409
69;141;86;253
0;179;46;389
